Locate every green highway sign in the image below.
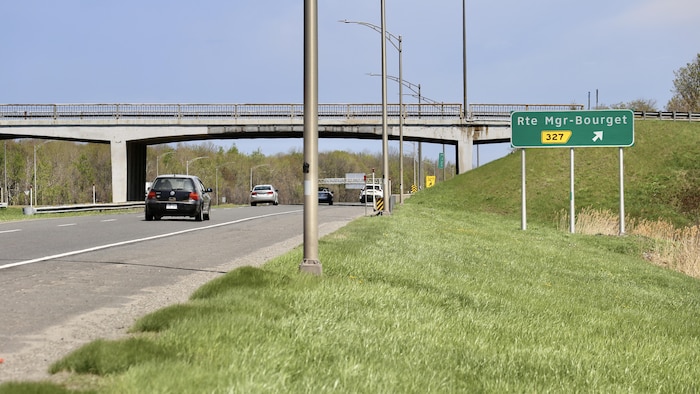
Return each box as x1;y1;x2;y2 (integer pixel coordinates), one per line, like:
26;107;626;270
511;109;634;148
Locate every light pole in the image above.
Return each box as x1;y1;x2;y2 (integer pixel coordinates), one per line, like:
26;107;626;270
301;0;321;274
341;11;395;211
186;156;208;175
3;141;7;205
249;163;270;191
463;0;468;119
215;161;237;205
156;150;175;176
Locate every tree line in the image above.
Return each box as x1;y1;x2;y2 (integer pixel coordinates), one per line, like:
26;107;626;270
0;140;454;206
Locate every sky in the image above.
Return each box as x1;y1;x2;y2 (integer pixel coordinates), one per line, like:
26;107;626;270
2;0;699;167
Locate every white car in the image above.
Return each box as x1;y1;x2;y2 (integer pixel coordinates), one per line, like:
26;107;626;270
250;184;279;206
359;184;383;203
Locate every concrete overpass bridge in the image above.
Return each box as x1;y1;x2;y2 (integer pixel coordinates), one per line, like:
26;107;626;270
0;103;578;202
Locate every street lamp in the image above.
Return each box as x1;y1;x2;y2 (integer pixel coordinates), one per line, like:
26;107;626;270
249;163;270;191
156;150;175;176
463;0;468;119
341;10;396;211
186;156;208;175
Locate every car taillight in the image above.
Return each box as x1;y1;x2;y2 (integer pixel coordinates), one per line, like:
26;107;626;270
147;190;156;199
189;192;200;201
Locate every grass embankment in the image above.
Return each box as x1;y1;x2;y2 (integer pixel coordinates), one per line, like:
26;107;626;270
3;120;700;393
0;206;26;221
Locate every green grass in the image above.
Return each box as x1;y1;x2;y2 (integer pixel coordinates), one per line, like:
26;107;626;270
428;120;700;227
3;120;700;393
0;206;27;221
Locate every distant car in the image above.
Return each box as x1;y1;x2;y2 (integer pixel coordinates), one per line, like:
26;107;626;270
359;184;383;203
250;184;279;206
318;187;334;205
145;174;212;221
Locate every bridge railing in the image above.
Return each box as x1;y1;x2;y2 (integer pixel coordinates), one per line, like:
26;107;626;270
6;104;695;123
468;103;585;120
0;103;464;121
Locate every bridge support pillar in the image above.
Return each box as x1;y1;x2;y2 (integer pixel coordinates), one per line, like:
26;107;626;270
456;129;473;174
110;140;146;203
110;140;128;203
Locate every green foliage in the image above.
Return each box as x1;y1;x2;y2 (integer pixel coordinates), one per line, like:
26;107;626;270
667;53;700;112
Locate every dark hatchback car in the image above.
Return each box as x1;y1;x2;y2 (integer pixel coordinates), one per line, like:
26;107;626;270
318;187;334;205
145;175;212;221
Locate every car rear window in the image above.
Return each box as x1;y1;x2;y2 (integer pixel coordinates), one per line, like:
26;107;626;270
254;186;271;191
154;178;195;191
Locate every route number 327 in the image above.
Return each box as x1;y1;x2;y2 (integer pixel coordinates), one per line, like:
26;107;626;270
541;130;572;144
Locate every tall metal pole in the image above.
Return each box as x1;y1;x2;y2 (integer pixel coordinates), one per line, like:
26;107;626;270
340;19;400;209
3;141;7;205
380;0;389;213
462;0;468;119
398;35;404;204
300;0;321;274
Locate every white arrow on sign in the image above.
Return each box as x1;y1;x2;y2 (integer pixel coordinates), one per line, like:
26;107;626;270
592;131;603;142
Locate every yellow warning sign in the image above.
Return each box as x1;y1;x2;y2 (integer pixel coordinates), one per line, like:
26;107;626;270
425;176;436;188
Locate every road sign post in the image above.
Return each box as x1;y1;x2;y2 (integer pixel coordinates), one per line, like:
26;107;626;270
511;110;634;234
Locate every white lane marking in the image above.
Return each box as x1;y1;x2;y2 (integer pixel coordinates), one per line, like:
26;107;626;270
101;219;117;223
0;209;302;270
58;223;77;227
0;229;22;234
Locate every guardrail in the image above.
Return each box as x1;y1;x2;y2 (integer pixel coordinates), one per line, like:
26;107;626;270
633;111;700;121
23;201;144;215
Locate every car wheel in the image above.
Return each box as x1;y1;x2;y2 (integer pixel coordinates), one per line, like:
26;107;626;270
251;202;256;206
329;201;333;205
145;209;153;221
204;210;210;220
195;207;204;222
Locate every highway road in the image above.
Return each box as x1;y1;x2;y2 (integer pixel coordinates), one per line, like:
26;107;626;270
0;204;365;382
